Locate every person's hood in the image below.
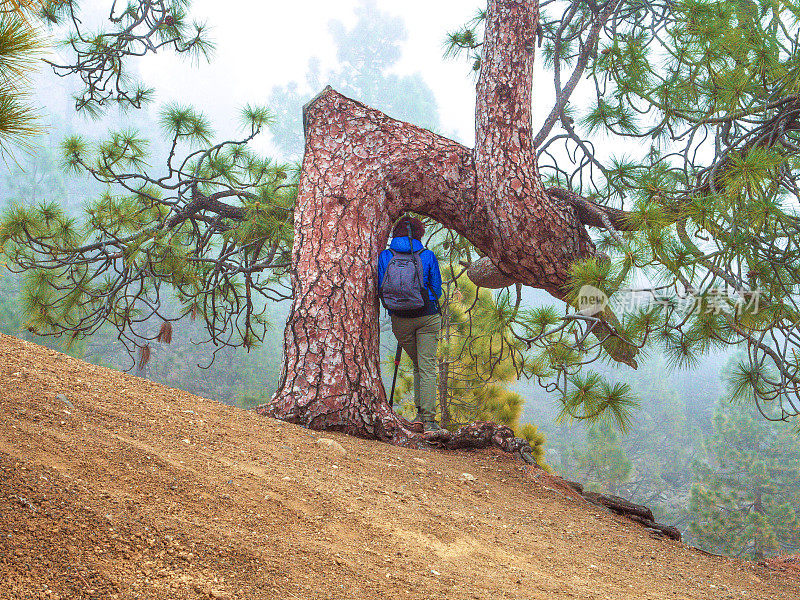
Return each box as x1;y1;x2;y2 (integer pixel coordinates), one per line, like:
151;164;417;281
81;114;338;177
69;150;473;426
390;237;424;253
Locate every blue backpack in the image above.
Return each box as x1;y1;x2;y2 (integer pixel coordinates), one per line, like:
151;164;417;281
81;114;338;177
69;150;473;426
379;226;430;317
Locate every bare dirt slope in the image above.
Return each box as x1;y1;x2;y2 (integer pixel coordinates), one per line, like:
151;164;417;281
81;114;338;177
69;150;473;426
1;333;798;600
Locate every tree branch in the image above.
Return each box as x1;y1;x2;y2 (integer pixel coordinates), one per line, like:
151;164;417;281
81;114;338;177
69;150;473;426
533;0;623;148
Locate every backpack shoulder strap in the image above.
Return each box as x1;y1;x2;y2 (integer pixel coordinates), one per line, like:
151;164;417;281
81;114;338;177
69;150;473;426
417;248;440;312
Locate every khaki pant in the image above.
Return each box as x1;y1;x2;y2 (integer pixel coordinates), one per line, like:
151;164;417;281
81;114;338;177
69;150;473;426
391;312;441;421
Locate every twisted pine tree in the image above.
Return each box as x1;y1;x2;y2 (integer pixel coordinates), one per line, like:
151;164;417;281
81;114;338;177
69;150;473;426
3;0;800;451
262;0;800;445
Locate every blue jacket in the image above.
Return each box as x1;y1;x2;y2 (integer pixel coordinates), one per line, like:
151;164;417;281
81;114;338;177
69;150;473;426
377;237;442;315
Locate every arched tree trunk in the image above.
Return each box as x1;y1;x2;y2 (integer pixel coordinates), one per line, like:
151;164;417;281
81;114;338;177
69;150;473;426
257;89;496;443
258;0;602;445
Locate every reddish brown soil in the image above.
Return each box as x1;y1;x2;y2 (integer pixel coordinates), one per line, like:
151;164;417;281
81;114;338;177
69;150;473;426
1;333;798;600
763;555;800;582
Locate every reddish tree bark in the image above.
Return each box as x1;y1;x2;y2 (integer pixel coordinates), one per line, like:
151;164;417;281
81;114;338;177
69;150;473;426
258;0;616;445
474;0;595;294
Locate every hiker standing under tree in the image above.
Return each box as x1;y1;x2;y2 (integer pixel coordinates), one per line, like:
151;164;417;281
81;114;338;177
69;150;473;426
377;216;443;432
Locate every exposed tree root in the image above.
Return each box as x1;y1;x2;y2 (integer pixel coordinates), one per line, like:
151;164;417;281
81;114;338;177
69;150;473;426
421;421;534;454
371;414;537;458
583;491;654;521
628;516;682;541
525;470;681;541
580;490;681;541
256;402;535;461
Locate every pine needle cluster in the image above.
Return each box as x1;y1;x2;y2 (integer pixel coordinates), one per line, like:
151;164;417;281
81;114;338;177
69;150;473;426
0;0;57;153
0;99;294;359
42;1;213;113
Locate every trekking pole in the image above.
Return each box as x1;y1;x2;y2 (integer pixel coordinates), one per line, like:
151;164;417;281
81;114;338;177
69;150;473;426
389;344;402;407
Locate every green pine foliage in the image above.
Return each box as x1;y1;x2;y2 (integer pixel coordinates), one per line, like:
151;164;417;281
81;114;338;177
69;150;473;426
576;421;632;495
444;1;800;421
0;100;295;354
689;397;800;559
533;350;718;527
42;1;213;113
0;1;55;152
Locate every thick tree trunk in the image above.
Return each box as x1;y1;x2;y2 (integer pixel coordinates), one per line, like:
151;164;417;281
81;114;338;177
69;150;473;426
474;0;595;295
258;89;487;441
258;0;601;443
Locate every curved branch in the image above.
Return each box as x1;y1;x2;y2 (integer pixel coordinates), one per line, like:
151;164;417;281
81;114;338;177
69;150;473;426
533;0;623;148
165;184;249;229
547;186;637;231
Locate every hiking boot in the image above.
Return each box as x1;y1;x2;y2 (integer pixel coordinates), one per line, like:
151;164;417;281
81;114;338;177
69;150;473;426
407;421;424;434
401;410;423;433
423;420;442;433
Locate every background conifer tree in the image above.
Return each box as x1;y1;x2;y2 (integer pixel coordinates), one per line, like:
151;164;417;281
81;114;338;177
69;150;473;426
689;393;800;559
575;421;632;495
268;0;440;159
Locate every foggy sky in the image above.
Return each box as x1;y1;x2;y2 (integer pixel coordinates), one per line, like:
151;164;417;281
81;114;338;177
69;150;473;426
112;0;485;149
